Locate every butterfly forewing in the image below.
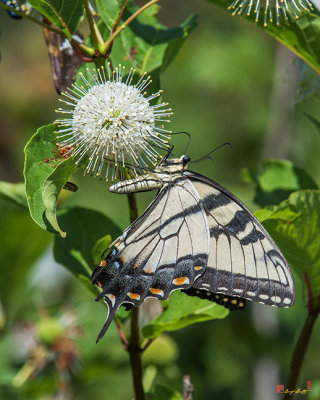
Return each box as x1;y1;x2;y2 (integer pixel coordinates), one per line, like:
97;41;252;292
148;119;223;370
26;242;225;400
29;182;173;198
92;178;210;341
188;173;295;308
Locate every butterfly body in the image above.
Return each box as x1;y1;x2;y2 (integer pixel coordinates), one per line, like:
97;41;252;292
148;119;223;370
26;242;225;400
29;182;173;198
109;155;191;194
91;155;295;341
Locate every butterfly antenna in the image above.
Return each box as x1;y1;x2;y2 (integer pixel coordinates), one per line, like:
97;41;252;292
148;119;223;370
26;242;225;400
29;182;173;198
159;131;191;164
191;142;232;164
170;131;192;155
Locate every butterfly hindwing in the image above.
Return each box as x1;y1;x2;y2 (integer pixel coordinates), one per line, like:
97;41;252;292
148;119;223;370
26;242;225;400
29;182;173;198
92;178;210;341
186;172;295;308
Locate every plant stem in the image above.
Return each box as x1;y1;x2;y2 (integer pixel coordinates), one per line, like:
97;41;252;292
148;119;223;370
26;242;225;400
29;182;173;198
93;58;106;71
82;0;104;49
283;275;320;400
105;0;128;58
126;192;145;400
127;192;139;224
76;42;96;58
129;307;145;400
100;0;160;55
183;375;194;400
283;311;319;399
0;3;63;35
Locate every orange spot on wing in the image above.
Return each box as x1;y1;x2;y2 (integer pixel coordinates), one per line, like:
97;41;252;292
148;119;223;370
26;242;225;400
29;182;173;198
97;281;102;288
145;268;152;274
173;277;188;285
128;292;140;300
120;255;126;263
100;260;106;267
195;266;203;271
133;262;140;269
150;288;162;295
109;294;115;300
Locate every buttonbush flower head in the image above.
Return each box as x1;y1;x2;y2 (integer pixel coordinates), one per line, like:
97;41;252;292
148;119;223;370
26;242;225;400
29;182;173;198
228;0;313;26
55;64;172;181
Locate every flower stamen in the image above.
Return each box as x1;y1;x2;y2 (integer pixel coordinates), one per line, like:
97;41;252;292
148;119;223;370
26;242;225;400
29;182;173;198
228;0;312;25
55;64;172;181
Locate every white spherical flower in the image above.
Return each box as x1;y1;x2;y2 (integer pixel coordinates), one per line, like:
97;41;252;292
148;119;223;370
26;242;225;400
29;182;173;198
228;0;312;26
55;64;172;180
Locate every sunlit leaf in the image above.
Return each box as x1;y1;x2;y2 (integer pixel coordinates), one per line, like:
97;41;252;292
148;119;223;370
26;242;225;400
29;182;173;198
24;124;78;237
242;158;318;207
92;234;113;264
259;190;320;297
96;0;126;29
142;291;229;339
28;0;84;39
105;4;197;93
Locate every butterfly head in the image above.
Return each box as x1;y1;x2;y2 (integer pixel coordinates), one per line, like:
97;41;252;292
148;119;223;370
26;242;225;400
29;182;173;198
157;155;191;173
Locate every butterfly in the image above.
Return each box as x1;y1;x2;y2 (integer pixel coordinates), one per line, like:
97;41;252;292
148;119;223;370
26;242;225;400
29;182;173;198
91;155;295;341
43;28;83;94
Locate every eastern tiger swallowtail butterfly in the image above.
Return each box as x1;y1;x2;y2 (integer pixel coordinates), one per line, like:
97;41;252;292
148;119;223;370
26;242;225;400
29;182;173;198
43;27;83;94
91;155;295;341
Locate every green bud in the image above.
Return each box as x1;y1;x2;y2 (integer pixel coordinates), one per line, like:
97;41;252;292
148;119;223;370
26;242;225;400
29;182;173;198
36;317;64;345
143;335;178;366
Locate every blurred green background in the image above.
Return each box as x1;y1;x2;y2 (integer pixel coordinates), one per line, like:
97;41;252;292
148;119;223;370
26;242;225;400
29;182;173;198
0;0;320;399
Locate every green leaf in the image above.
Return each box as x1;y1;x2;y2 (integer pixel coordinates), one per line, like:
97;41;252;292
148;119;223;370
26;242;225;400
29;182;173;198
42;159;78;237
53;206;122;289
24;124;78;237
109;6;197;77
242;158;318;207
146;385;182;400
304;113;320;134
296;63;320;103
265;13;320;73
28;0;84;39
0;182;27;208
0;198;51;319
92;234;113;264
259;190;320;297
206;0;320;73
96;0;126;29
142;291;229;339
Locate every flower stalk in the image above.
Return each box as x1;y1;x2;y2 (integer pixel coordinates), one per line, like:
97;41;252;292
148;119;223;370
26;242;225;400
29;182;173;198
283;273;320;399
100;0;160;55
126;191;145;400
82;0;104;49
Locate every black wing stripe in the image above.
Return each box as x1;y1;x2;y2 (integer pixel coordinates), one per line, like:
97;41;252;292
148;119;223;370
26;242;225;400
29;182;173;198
93;178;211;340
126;203;203;245
188;174;295;308
202;192;233;210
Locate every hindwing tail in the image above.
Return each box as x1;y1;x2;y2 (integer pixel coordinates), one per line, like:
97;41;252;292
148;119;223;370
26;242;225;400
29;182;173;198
92;178;210;340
